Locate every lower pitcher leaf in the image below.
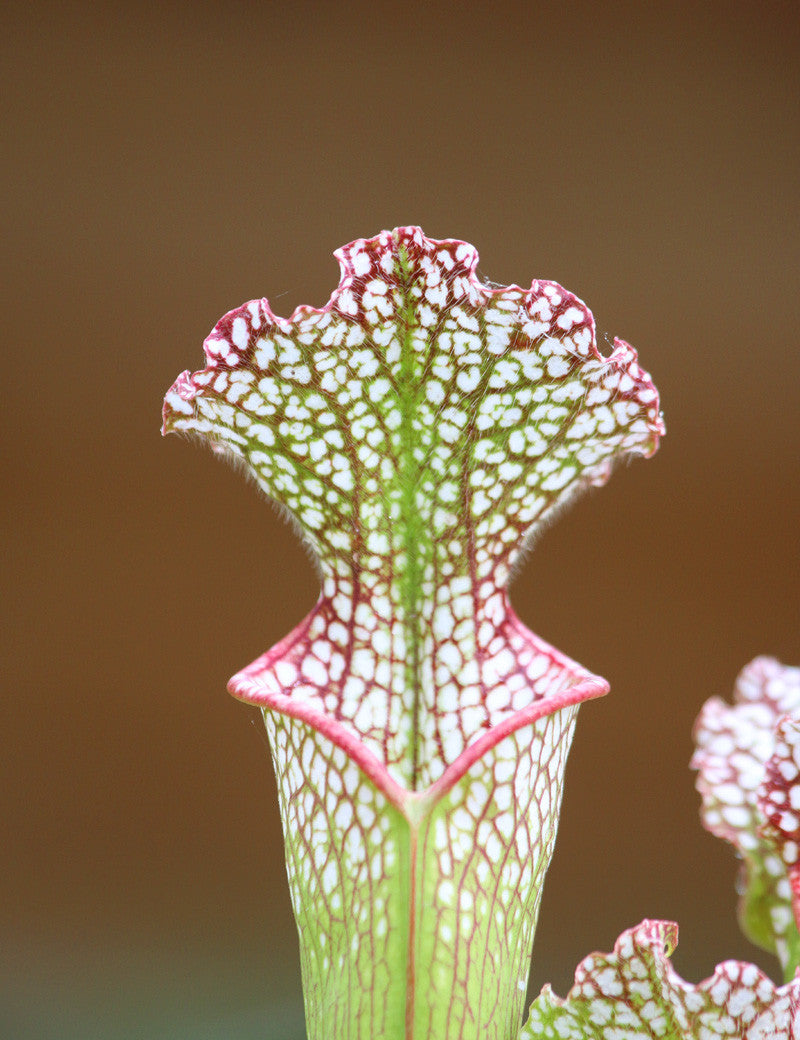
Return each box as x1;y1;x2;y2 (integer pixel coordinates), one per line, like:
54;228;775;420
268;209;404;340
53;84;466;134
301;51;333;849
521;919;800;1039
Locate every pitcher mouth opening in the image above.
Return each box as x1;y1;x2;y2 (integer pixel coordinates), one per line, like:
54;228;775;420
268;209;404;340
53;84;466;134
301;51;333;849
229;625;607;812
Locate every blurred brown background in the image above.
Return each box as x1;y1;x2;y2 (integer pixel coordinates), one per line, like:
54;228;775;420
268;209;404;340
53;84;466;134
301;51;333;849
2;2;798;1037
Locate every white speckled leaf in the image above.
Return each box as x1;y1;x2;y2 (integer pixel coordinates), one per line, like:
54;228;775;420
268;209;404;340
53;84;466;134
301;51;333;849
521;919;800;1039
692;657;800;978
164;226;662;789
163;227;663;1038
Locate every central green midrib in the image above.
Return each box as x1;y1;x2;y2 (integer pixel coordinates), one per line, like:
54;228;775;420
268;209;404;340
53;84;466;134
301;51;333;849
396;245;425;793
